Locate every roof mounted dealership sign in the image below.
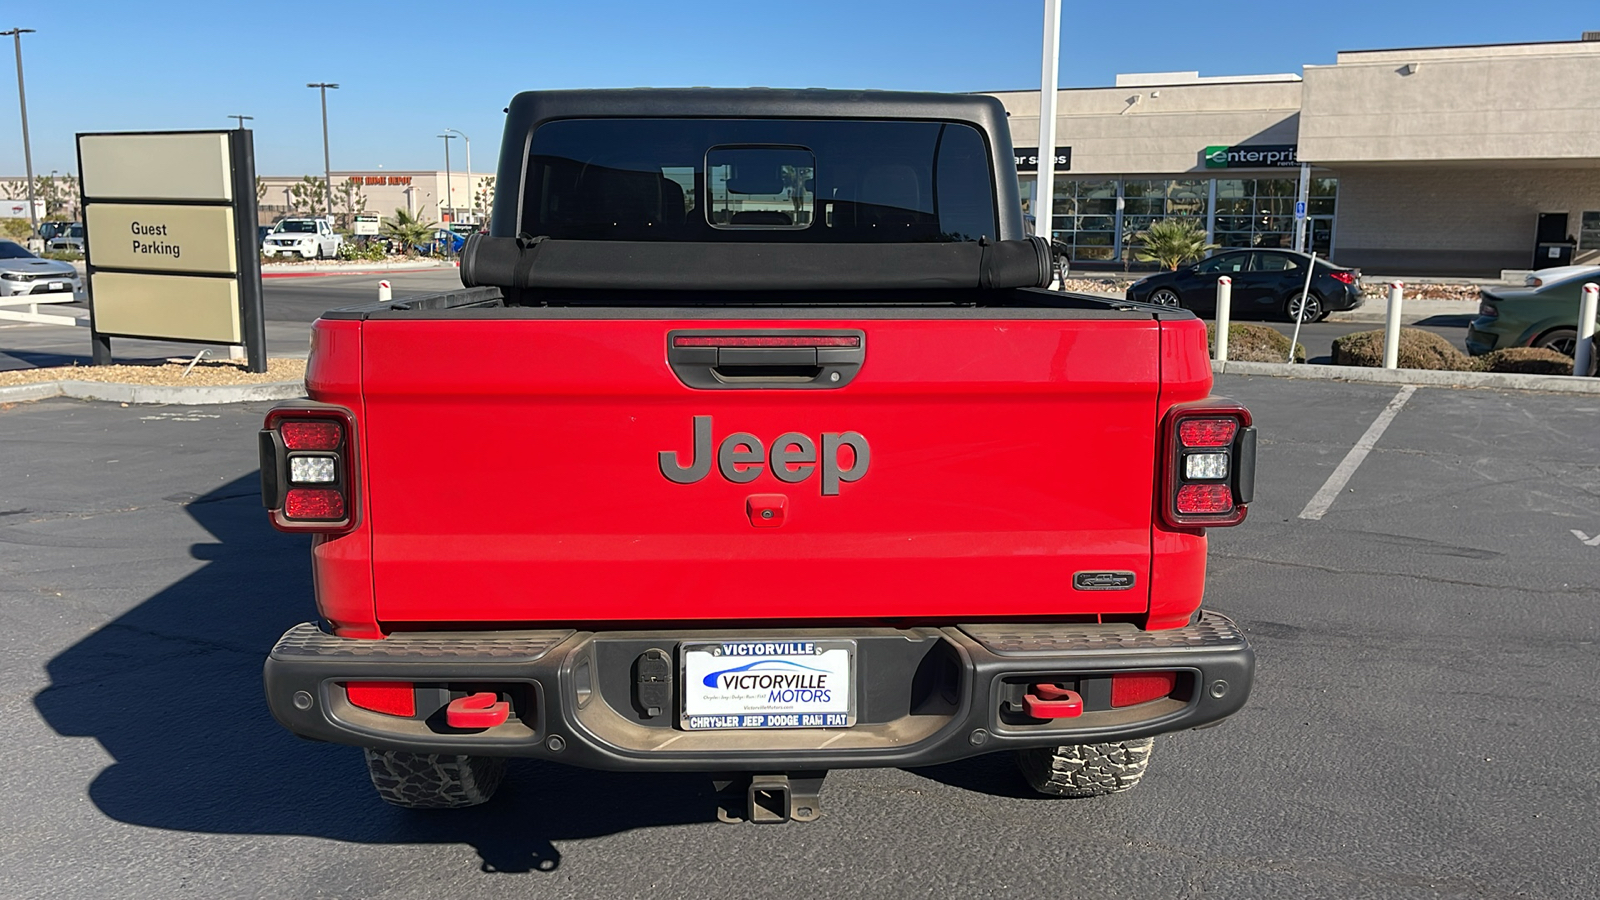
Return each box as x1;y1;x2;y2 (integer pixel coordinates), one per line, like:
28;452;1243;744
1203;144;1299;168
76;130;266;371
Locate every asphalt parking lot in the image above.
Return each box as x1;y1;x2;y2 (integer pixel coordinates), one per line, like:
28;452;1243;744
1;376;1596;898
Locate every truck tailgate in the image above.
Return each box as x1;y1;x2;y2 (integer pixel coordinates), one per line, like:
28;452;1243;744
357;313;1162;624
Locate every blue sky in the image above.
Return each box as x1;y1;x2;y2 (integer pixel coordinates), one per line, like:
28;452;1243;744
0;0;1593;177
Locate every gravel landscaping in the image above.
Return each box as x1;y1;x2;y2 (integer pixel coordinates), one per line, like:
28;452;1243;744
0;357;305;387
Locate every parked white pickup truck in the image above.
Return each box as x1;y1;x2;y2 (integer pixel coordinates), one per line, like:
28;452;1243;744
261;218;343;259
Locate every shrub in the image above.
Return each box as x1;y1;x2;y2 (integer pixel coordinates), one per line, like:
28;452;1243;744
0;218;31;240
1471;346;1580;375
1207;322;1305;363
1330;328;1473;370
338;240;387;262
1132;218;1216;271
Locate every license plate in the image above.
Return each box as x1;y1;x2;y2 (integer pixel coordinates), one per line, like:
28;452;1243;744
47;282;66;291
681;640;855;730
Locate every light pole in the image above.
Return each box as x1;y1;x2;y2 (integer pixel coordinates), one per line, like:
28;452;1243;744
437;132;456;224
2;28;38;238
445;128;470;221
229;114;253;130
306;83;338;219
1036;1;1061;276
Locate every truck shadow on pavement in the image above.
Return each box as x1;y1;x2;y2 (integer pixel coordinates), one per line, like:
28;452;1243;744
32;473;710;874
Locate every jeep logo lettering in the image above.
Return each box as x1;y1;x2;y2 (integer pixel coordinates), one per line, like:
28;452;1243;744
658;415;869;495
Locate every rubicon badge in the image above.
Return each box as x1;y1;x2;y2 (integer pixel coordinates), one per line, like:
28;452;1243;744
658;415;869;495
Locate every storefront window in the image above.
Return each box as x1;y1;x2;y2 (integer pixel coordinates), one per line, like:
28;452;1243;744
1019;174;1337;265
1053;179;1117;260
1117;179;1211;263
1213;177;1299;250
1579;211;1600;251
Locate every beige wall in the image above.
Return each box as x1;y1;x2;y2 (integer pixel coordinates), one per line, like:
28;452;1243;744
991;80;1302;176
257;171;496;227
1333;164;1600;274
1300;41;1600;164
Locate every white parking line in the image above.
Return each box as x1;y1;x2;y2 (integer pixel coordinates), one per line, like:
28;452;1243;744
1298;385;1417;521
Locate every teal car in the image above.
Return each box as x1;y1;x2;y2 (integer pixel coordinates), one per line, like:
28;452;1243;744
1467;266;1600;362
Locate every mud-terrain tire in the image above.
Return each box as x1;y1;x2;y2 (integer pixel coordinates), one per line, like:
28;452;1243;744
362;748;506;809
1015;737;1155;798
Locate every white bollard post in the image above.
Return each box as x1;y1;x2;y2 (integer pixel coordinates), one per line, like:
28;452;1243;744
378;280;392;303
1214;276;1232;365
1383;281;1404;370
1576;282;1598;377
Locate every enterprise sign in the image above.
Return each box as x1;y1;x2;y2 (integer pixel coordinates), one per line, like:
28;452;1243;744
1204;144;1299;168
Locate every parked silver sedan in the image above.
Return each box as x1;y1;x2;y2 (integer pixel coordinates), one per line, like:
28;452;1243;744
0;239;83;299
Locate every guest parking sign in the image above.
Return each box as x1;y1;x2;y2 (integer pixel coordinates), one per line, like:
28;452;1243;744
76;130;266;371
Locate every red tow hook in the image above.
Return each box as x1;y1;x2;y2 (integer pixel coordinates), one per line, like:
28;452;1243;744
1022;683;1084;718
446;692;510;728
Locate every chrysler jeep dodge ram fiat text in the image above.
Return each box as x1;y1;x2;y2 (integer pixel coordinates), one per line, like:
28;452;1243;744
260;89;1257;822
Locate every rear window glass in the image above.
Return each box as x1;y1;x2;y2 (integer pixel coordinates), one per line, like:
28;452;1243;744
523;118;996;243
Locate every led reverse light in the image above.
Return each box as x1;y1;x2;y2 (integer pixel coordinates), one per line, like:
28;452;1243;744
1185;453;1229;480
290;456;337;483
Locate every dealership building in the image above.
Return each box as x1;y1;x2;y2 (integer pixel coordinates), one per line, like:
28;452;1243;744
988;34;1600;275
257;170;495;229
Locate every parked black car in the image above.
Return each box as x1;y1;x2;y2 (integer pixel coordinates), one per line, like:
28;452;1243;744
1125;249;1364;322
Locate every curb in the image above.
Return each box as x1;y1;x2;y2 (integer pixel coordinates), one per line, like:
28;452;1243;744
261;261;443;278
0;379;307;406
1213;360;1600;394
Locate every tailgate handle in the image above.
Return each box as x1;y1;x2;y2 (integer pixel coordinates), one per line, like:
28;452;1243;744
668;330;865;390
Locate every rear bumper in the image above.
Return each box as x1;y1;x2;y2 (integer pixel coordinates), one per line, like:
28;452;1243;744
264;612;1253;771
1465;318;1504;355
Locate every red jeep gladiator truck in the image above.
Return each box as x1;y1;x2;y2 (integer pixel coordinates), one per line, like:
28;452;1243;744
261;89;1255;821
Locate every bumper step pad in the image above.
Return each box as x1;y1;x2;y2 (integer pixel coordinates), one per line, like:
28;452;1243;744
270;623;574;663
959;611;1244;655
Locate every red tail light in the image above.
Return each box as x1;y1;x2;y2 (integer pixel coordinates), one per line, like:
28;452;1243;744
1330;271;1355;284
1178;418;1237;448
260;405;358;533
1161;400;1255;528
1176;484;1232;514
285;488;346;520
1111;671;1178;707
280;421;342;450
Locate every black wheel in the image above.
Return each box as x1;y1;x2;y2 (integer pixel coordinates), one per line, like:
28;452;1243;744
1015;737;1154;798
1534;327;1579;357
1533;329;1598;376
363;748;506;809
1285;290;1323;323
1149;288;1182;308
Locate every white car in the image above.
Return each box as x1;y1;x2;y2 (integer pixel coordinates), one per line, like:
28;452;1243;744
0;239;83;298
45;223;84;254
1524;264;1600;288
261;218;343;259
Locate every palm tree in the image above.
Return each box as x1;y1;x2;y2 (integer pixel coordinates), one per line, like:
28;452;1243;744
1133;218;1217;270
379;208;437;254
